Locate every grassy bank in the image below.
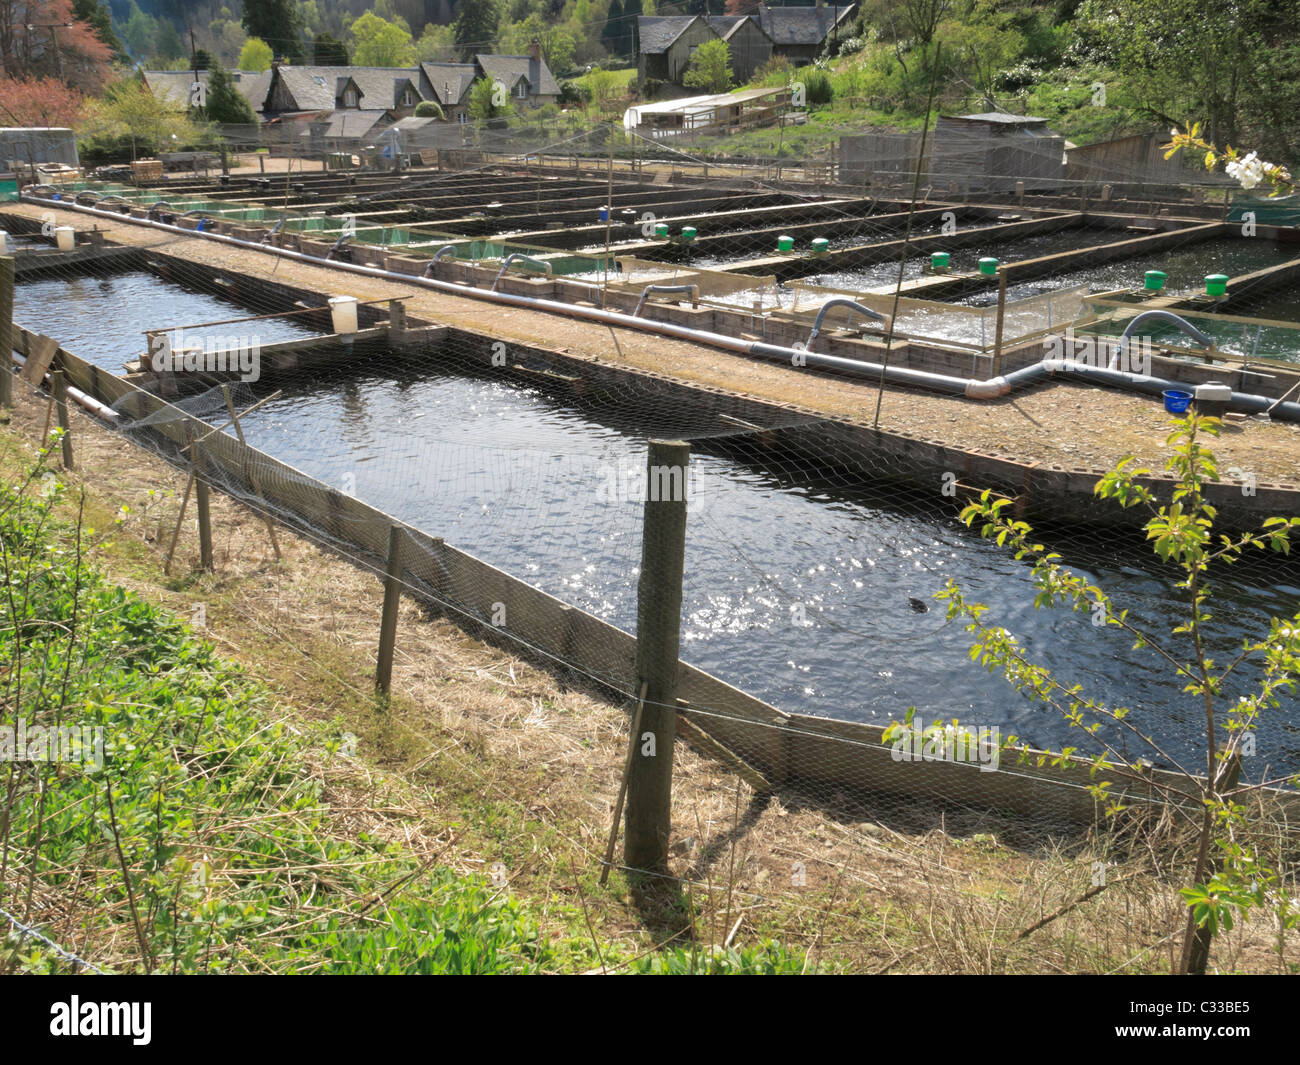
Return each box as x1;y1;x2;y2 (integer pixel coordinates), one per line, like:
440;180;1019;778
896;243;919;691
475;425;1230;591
0;384;1291;974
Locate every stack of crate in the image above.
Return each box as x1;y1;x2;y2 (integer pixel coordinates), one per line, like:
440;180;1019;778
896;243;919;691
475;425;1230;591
130;158;164;182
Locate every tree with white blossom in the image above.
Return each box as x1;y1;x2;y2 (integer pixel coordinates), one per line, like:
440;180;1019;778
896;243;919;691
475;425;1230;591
1165;123;1294;195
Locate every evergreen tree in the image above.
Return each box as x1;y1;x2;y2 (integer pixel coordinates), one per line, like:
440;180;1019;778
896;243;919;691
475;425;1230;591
72;0;127;62
454;0;501;61
312;32;350;66
241;0;303;63
624;0;643;55
206;64;257;124
602;0;624;56
190;49;213;71
155;20;185;62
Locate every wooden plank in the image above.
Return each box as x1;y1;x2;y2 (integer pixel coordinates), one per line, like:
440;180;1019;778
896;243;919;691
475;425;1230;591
20;334;58;384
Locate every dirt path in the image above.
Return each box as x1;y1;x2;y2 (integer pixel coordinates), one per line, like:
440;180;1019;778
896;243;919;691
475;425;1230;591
11;200;1300;487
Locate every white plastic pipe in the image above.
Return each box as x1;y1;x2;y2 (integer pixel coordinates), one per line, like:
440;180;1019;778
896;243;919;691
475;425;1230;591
25;194;1300;423
10;352;120;419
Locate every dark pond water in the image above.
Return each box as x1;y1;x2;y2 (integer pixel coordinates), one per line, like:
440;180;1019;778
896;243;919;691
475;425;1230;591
15;269;1300;776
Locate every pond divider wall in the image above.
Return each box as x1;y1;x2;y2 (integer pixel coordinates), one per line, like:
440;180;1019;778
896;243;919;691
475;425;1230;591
11;318;1300;825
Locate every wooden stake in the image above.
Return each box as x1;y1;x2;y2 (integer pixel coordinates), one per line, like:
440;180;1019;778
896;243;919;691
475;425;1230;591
992;267;1009;378
375;523;403;695
52;367;73;469
600;681;648;886
221;384;281;560
163;467;196;576
194;435;213;571
0;256;12;409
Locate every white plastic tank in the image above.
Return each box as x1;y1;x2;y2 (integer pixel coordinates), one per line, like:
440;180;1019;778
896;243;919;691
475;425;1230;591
328;295;359;335
54;226;76;251
0;231;11;255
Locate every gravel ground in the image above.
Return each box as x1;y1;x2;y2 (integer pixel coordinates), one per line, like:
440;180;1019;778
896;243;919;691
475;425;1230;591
13;202;1300;488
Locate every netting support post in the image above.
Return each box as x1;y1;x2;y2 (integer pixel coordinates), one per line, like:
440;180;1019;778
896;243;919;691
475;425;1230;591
991;268;1009;379
388;299;406;346
194;441;213;572
0;256;13;408
625;439;689;877
375;523;403;696
52;364;73;469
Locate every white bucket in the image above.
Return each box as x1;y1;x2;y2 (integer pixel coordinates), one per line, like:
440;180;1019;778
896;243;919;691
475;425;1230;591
0;231;11;255
54;226;76;251
328;295;359;335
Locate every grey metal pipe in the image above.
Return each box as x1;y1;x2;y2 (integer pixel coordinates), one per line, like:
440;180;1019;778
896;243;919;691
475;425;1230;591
33;195;1300;424
492;253;552;291
422;245;459;277
325;233;352;260
807;298;890;347
260;218;287;245
634;284;698;317
1109;310;1215;370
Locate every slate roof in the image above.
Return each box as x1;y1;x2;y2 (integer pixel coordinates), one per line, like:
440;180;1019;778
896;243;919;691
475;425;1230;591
272;66;420;111
143;69;274;114
755;4;855;46
474;54;560;97
636;16;704;54
309;109;392;140
419;62;479;106
707;15;760;40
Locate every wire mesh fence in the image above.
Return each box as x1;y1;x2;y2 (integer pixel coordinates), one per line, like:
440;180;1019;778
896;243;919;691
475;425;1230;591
2;138;1300;973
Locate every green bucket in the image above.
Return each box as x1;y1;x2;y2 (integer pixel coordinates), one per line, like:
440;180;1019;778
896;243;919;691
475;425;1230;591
1144;270;1167;292
1205;273;1229;297
654;222;669;239
680;226;696;243
810;237;829;255
777;234;794;252
931;251;950;271
978;256;999;276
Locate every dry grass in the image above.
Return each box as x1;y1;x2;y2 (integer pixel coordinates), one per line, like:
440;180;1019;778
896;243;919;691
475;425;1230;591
1;374;1295;973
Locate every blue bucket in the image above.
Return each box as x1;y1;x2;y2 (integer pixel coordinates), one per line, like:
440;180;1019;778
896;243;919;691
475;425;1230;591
1162;389;1193;414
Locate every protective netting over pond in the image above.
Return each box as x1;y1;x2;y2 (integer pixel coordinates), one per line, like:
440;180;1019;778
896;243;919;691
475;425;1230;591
8;160;1300;971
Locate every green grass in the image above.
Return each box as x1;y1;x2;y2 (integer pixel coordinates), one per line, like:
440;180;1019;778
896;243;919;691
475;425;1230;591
0;439;554;975
0;434;815;975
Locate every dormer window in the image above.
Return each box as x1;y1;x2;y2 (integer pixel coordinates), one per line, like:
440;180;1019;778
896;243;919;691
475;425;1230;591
402;87;415;106
516;79;528;99
343;87;359;108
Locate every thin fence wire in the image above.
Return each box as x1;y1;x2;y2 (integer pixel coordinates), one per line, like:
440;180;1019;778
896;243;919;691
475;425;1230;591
3;136;1299;974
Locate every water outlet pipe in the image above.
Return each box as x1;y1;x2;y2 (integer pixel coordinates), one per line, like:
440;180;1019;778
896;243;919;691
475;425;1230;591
492;254;552;291
634;284;699;317
27;193;1300;425
1108;310;1216;370
807;299;890;347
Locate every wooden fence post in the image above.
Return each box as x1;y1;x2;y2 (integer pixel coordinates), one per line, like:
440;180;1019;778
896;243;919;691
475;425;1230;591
624;439;690;876
0;256;12;409
375;523;403;695
52;364;73;469
991;267;1009;378
194;439;213;571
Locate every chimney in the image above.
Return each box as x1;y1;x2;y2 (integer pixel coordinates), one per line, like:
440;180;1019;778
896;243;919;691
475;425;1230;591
529;38;541;63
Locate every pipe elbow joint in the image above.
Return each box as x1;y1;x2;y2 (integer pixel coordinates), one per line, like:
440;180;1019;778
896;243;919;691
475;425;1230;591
966;377;1011;400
